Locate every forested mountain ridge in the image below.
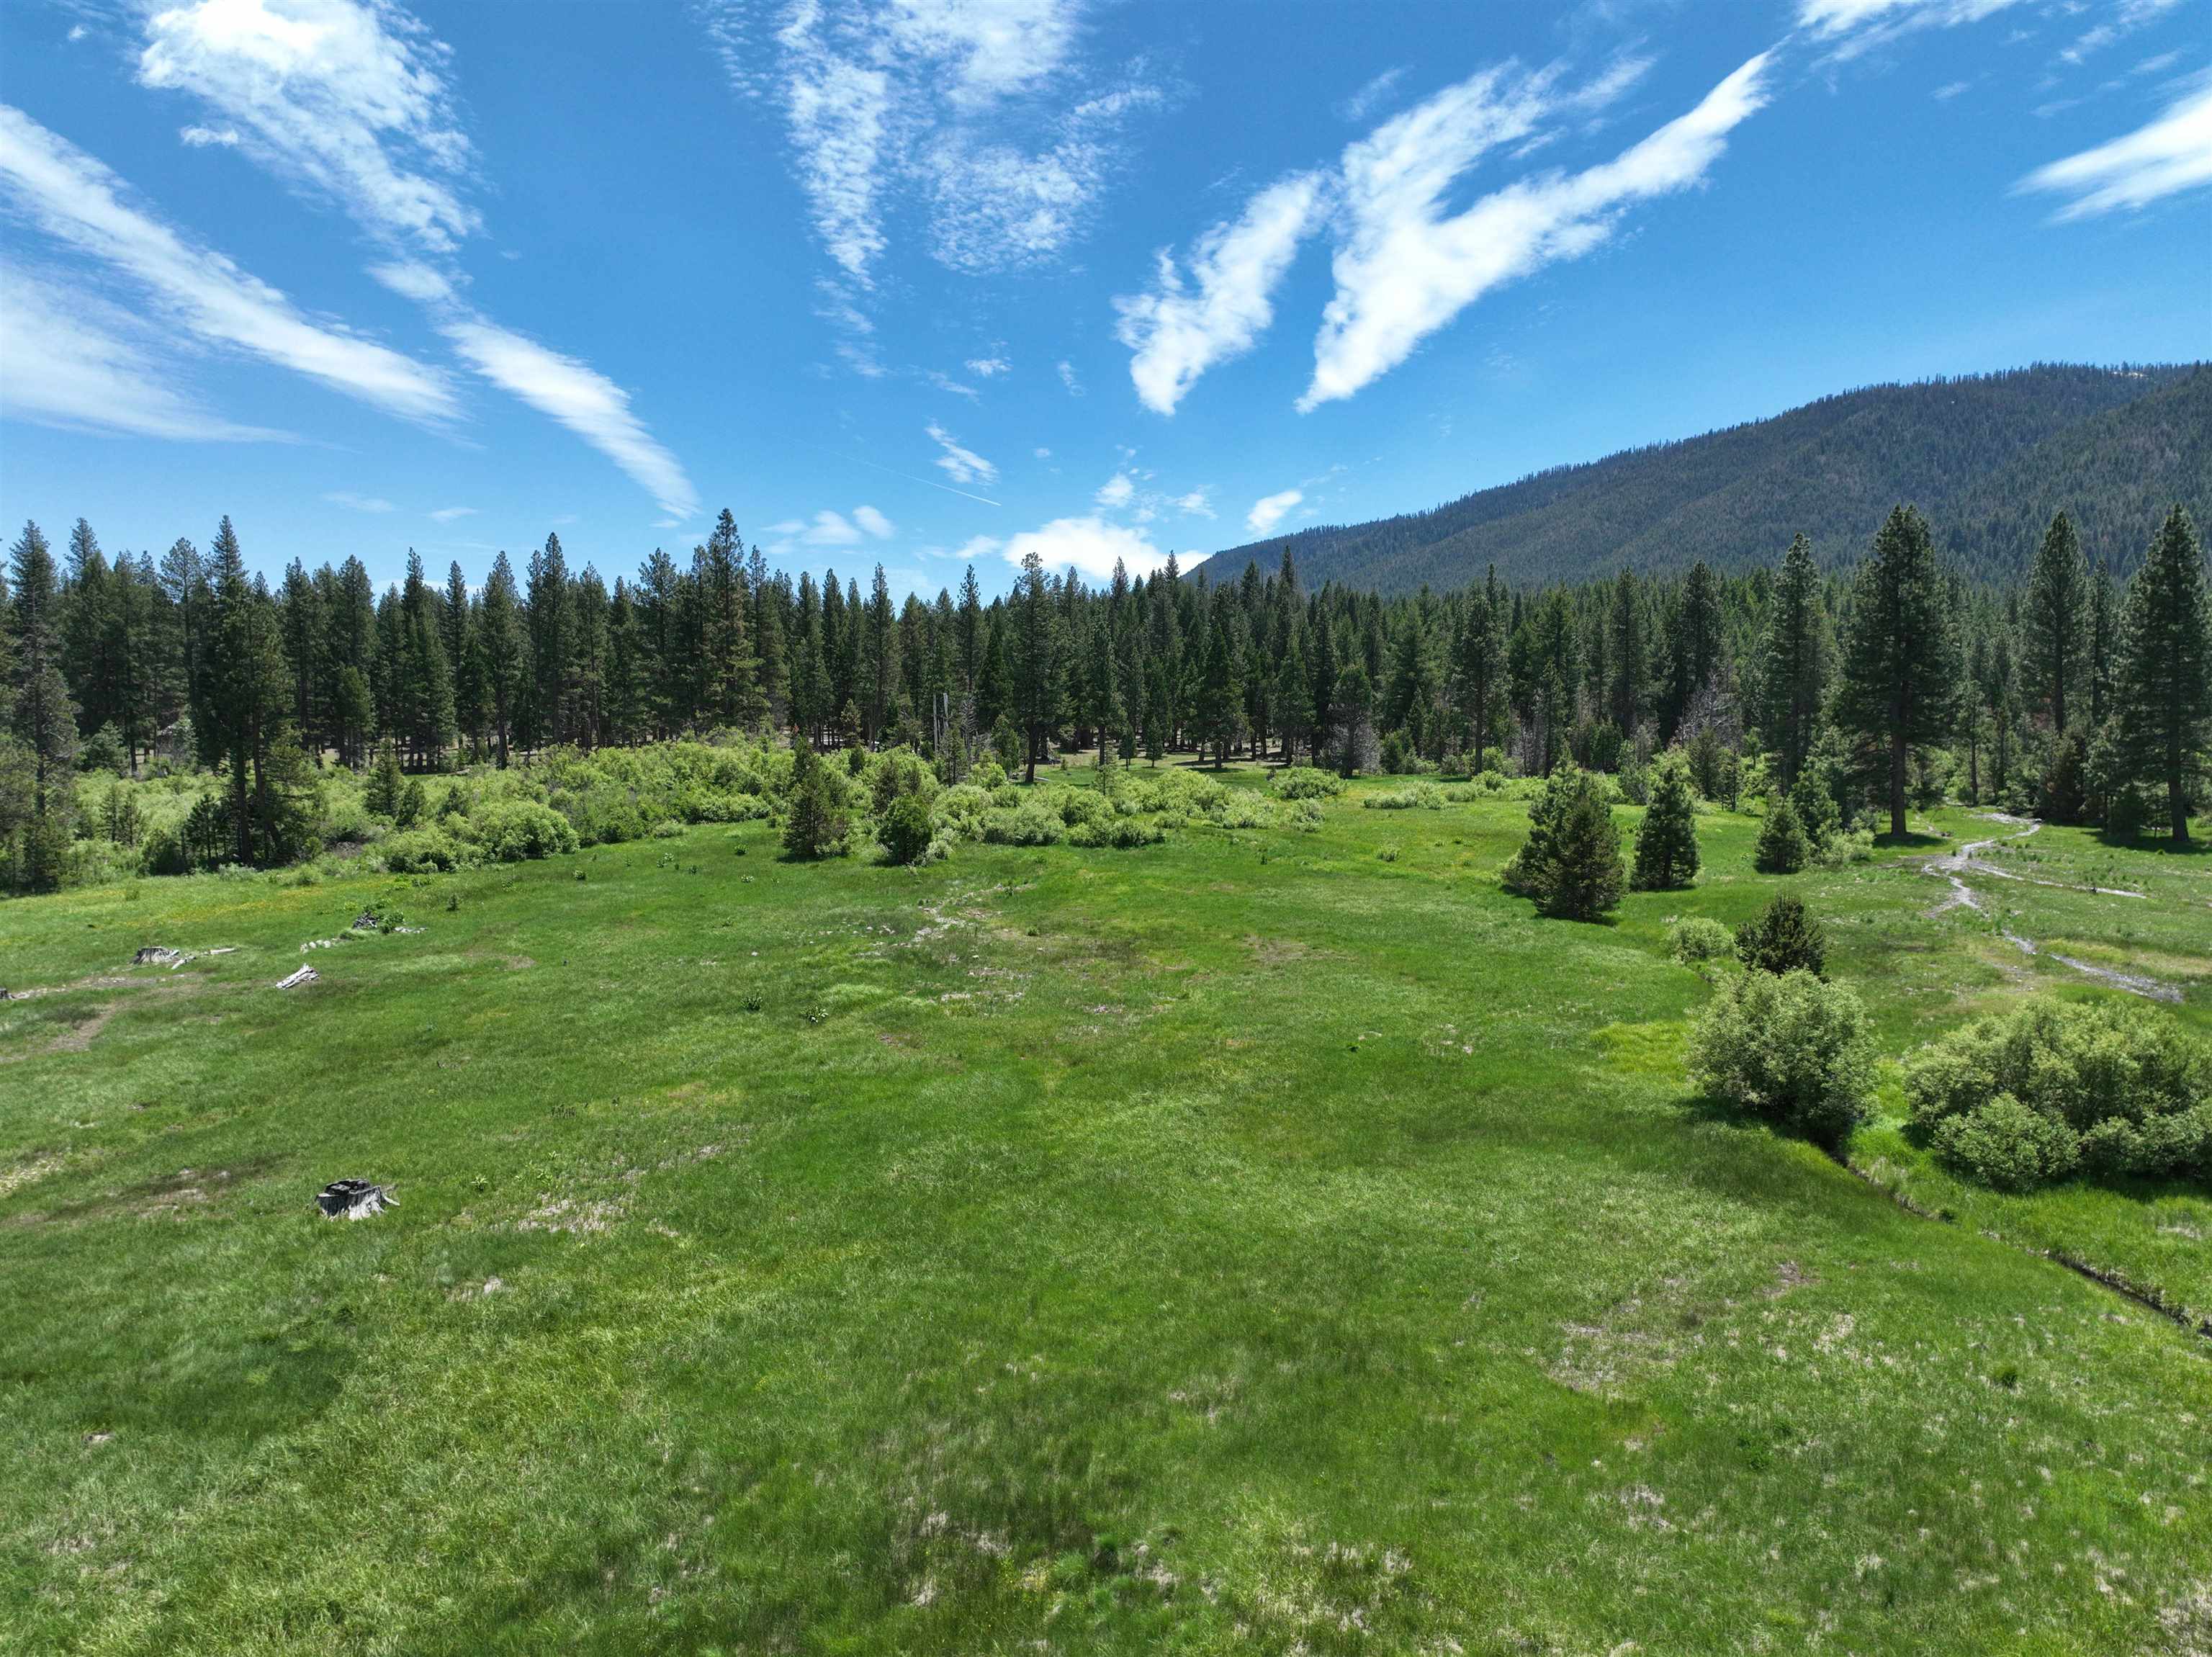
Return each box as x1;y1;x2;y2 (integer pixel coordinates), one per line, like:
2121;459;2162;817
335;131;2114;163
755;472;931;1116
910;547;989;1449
1197;364;2208;593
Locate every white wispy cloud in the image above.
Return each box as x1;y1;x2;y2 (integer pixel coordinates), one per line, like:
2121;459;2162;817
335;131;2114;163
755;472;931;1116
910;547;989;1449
966;354;1010;377
1339;66;1407;124
0;102;457;423
926;420;998;486
1115;170;1327;416
178;123;239;147
325;490;395;511
988;513;1170;580
1302;53;1769;410
779;35;890;282
763;506;891;549
1797;0;2029;45
439;316;699;518
1094;472;1134;508
2058;0;2182;66
130;1;698;514
1246;489;1303;534
923;84;1162;274
0;262;287;441
702;0;1156;328
2018;71;2212;217
1804;0;2026;58
138;0;479;251
1056;359;1083;394
925;369;980;400
428;505;476;521
1174;488;1214;518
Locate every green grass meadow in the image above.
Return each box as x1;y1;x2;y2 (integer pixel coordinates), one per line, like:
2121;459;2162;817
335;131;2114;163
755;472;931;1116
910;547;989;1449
4;768;2208;1653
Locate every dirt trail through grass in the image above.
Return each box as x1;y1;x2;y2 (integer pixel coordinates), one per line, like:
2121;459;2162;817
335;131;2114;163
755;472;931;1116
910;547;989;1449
1925;813;2180;1001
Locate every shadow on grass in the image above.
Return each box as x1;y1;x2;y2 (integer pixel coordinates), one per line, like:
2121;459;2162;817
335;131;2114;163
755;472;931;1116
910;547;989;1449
2095;828;2212;858
1873;831;1950;851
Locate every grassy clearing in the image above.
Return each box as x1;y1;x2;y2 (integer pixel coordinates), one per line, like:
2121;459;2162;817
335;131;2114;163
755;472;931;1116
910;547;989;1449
4;767;2208;1654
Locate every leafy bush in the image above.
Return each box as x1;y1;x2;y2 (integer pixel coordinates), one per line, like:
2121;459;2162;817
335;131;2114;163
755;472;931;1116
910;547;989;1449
1270;765;1346;800
1735;891;1826;977
140;827;190;877
1687;969;1875;1149
379;828;476;874
878;794;935;866
461;800;580;863
1069;816;1166;848
650;819;685;839
1753;797;1811;874
1904;1000;2212;1187
1364;782;1442;810
931;783;992;843
1044;786;1110;829
1501;763;1623;922
1928;1095;2082;1191
981;801;1067;845
1668;917;1735;965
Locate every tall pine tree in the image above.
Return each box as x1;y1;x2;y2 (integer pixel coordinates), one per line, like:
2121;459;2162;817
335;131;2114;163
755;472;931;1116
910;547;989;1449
2109;506;2211;845
1835;506;1960;837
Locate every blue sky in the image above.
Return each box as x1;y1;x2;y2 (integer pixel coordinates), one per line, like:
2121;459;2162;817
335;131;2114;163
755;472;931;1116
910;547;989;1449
2;0;2207;597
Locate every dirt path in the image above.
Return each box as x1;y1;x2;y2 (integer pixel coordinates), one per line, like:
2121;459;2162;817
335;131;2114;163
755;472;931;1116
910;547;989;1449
1924;814;2180;1002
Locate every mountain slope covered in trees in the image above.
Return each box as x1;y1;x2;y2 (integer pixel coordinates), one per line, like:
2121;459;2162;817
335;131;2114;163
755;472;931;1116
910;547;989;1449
1199;364;2208;593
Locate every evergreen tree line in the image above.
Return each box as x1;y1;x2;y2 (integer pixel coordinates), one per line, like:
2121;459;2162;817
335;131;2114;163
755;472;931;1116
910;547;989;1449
4;496;2207;893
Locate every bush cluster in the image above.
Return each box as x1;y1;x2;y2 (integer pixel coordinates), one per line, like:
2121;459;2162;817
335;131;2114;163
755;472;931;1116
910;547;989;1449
1688;969;1875;1149
1363;783;1442;811
1905;1000;2212;1189
1269;766;1346;800
1667;917;1735;965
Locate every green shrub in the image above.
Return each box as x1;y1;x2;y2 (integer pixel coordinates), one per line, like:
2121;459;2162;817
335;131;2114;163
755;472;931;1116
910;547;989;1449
1364;782;1442;810
1069;816;1165;848
981;801;1066;845
140;827;190;877
1735;891;1826;977
1903;999;2211;1187
462;800;580;863
1501;763;1624;922
649;819;685;839
1270;766;1346;800
379;828;475;874
1668;917;1735;965
1045;786;1110;829
1687;969;1874;1149
1929;1095;2082;1191
878;794;935;866
1753;797;1810;874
